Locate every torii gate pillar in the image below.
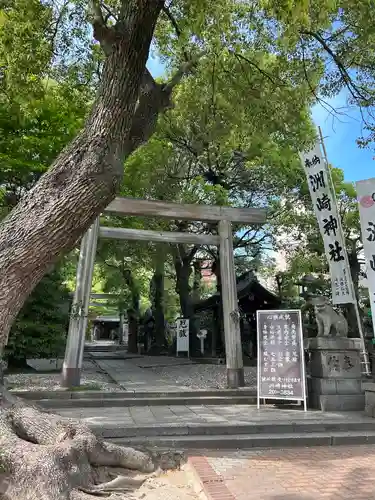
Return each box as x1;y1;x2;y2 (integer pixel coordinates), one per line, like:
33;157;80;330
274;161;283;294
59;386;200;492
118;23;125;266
61;218;99;387
219;220;245;388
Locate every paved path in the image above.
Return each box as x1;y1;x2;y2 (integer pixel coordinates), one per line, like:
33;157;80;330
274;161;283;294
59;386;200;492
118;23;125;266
92;357;195;392
189;445;375;500
91;356;257;392
55;405;370;429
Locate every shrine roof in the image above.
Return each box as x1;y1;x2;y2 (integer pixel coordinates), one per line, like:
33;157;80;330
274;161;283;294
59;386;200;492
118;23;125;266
193;271;280;313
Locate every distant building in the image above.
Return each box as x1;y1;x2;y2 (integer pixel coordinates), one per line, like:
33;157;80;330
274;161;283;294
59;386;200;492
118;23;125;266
193;271;280;358
200;260;216;285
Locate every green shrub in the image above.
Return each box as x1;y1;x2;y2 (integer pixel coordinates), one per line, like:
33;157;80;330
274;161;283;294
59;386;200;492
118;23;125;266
5;268;71;367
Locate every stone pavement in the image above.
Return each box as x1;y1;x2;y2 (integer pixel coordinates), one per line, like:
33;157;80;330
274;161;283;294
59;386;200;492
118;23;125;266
188;445;375;500
90;355;257;392
92;357;196;392
55;404;371;429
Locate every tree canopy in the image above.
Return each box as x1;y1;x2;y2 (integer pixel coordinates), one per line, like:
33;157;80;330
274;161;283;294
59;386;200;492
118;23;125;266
0;0;374;346
0;1;375;499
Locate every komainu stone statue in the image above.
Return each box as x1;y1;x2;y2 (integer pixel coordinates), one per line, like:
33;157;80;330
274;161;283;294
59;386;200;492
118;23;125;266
308;296;348;338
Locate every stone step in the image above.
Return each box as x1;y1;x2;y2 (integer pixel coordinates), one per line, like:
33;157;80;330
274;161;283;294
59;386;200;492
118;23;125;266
85;346;123;352
94;420;375;439
13;389;256;400
37;395;258;408
108;430;375;450
84;355;130;360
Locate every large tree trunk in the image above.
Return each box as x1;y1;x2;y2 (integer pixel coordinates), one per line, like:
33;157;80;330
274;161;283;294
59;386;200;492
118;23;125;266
127;277;140;354
127;309;139;354
192;260;202;301
173;252;201;356
0;1;207;494
211;307;219;357
0;3;186;498
0;0;163;353
122;270;141;354
149;249;166;353
0;390;184;500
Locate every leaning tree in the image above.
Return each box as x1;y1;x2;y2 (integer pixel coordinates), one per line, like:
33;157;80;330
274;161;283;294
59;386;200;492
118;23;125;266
0;1;189;497
0;0;374;498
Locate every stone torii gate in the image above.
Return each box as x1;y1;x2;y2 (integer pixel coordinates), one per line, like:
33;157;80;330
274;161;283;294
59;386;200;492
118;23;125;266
62;197;266;389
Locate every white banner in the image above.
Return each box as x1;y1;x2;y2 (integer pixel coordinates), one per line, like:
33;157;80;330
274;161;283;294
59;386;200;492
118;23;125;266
300;141;355;304
356;178;375;329
176;318;189;355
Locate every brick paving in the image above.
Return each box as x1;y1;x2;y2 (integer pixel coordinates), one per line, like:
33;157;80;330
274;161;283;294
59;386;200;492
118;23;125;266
189;446;375;500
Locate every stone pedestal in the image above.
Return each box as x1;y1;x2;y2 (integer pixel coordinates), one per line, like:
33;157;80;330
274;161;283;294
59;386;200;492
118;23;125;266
307;338;364;411
363;382;375;417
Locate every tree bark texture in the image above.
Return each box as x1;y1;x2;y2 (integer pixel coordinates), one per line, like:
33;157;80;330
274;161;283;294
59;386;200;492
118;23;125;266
173;249;200;355
123;270;140;354
212;258;221;292
0;390;184;500
127;310;139;354
211;307;220;357
0;2;205;496
151;270;166;349
0;0;163;351
149;247;166;352
192;261;202;302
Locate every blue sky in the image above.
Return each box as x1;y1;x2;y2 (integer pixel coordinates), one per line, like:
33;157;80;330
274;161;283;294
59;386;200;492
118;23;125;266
147;57;374;183
147;57;167;78
312;89;374;182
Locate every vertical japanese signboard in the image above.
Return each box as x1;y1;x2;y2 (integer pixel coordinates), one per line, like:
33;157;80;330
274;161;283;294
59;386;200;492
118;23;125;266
356;178;375;332
300;142;355;304
176;318;190;357
257;310;307;410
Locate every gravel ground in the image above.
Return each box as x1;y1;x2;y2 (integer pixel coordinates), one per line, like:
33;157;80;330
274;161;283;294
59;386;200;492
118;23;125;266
91;469;199;500
5;360;122;392
5;356;257;392
135;469;199;500
148;363;257;389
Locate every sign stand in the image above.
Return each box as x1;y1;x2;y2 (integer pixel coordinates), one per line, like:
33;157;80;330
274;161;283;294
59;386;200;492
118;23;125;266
257;309;307;412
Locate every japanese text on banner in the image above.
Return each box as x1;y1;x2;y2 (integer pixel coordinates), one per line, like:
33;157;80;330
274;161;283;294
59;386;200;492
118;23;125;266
300;142;354;304
176;318;189;353
356;178;375;329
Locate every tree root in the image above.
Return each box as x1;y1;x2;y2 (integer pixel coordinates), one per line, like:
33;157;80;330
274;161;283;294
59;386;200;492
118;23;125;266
0;388;185;500
86;475;146;492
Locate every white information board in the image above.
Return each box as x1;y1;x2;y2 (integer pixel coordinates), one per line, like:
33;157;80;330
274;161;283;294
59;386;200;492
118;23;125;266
176;318;190;356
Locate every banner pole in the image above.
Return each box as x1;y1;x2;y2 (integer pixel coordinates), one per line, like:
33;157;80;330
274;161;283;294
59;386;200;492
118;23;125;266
318;127;371;376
